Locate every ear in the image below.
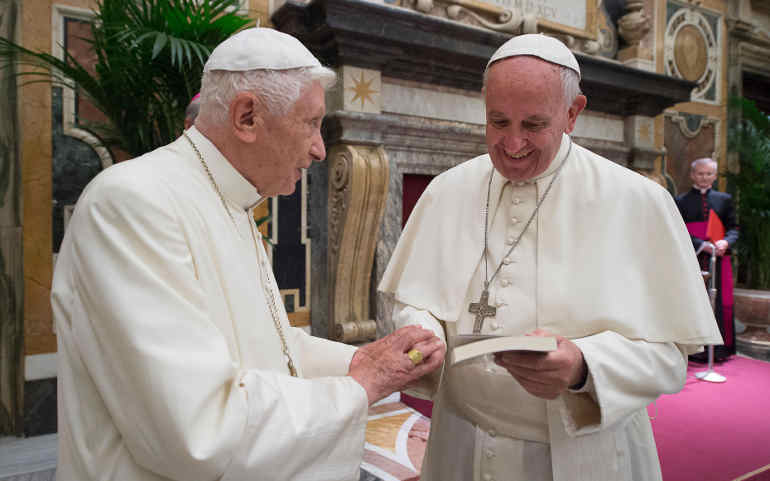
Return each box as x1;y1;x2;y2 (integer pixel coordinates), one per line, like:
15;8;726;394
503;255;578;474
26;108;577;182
229;92;263;143
564;94;587;134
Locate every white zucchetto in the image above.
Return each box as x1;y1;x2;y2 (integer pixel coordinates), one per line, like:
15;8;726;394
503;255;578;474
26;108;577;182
487;34;581;78
203;27;321;73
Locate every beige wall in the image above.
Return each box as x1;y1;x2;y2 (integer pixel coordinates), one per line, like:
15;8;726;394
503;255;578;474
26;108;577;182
21;0;57;355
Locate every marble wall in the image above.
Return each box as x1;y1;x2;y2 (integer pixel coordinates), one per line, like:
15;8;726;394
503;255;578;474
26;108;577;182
0;0;23;436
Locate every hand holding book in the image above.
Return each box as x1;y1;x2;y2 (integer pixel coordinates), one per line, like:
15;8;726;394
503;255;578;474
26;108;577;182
450;329;587;398
486;329;588;399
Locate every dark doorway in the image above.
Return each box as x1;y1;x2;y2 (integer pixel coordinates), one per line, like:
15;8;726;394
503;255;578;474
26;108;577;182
743;71;770;115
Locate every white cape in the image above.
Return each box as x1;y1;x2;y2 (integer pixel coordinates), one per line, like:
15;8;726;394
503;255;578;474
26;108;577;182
381;134;721;349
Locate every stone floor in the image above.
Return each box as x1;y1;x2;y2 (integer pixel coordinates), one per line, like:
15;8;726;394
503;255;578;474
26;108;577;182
0;434;56;481
737;325;770;361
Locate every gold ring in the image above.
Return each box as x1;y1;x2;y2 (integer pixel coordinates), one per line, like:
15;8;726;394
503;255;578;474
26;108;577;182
407;348;424;365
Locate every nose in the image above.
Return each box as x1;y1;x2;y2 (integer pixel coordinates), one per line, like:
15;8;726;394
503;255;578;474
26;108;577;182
501;130;528;153
310;131;326;162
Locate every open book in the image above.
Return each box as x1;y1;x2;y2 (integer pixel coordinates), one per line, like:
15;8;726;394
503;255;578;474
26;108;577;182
451;334;557;366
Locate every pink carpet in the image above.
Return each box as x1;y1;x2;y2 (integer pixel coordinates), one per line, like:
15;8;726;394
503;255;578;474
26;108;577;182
648;356;770;481
402;356;770;481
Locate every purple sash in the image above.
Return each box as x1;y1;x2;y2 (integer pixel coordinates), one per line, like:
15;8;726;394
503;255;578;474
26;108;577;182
686;221;734;346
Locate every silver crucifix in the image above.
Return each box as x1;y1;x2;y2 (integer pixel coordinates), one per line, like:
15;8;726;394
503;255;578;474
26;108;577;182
469;288;496;333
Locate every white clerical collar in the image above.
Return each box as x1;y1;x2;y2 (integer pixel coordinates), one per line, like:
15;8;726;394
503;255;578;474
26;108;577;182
694;186;711;195
185;126;262;210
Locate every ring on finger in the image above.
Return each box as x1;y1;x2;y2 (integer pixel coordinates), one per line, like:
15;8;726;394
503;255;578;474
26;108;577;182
407;348;424;366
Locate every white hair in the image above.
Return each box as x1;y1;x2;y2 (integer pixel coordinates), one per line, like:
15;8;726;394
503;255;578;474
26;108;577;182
483;60;582;106
184;97;201;123
691;157;717;171
559;66;581;106
197;65;336;125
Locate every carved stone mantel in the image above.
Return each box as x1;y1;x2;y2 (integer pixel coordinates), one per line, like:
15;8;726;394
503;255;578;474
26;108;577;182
325;143;388;343
273;0;695;117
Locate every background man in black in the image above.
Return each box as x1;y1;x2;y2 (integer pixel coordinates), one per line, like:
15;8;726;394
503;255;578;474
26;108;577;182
676;157;739;362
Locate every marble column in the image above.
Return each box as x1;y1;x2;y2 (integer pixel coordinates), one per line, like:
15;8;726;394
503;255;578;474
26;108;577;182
0;0;24;436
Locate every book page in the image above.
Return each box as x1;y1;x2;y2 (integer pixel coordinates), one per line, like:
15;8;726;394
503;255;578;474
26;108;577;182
451;335;557;366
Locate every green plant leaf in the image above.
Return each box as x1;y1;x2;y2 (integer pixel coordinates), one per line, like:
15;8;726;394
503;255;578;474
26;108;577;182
151;32;168;59
0;0;253;156
727;96;770;288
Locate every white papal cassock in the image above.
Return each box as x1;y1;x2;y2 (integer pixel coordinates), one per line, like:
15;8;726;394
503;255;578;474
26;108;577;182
379;134;723;481
52;126;368;481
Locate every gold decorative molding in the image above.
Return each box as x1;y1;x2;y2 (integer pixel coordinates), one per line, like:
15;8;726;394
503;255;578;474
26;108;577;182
328;144;389;343
664;3;722;104
665;109;719;140
538;0;599;40
52;4;113;170
406;0;600;40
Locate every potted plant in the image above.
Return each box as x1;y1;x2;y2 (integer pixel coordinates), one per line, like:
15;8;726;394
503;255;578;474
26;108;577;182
727;96;770;359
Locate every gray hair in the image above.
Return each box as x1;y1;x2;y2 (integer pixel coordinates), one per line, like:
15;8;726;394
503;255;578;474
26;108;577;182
691;157;717;171
559;66;581;106
483;60;582;106
197;65;336;125
185;97;201;123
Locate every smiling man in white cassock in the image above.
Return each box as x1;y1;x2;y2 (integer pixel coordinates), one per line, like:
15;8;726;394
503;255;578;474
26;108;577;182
379;34;722;481
52;28;445;481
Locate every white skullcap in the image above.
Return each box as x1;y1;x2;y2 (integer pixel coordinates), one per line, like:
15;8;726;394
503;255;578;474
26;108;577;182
486;34;580;78
203;28;321;73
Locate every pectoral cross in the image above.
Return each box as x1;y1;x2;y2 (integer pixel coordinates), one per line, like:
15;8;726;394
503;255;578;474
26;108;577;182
469;288;496;334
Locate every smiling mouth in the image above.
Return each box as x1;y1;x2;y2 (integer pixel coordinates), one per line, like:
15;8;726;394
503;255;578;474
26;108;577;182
505;150;533;159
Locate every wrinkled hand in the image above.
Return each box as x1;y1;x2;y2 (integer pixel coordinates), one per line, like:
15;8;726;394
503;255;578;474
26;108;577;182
493;329;586;400
714;239;728;256
349;326;445;405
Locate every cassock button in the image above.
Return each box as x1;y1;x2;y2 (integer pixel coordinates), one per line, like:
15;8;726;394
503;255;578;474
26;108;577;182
512;197;521;205
485;448;496;459
510;217;519;224
515;181;525;186
503;257;511;265
500;279;510;287
490;321;500;330
488;429;497;437
506;236;515;245
483;474;493;481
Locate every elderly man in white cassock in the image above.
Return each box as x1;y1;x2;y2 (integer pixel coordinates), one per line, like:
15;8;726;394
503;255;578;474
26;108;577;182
379;34;722;481
52;28;444;481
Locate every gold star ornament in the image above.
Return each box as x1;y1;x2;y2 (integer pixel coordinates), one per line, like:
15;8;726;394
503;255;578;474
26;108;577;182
348;70;379;110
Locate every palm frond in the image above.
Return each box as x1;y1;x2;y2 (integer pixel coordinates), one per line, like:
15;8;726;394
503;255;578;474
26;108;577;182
0;0;254;156
726;96;770;288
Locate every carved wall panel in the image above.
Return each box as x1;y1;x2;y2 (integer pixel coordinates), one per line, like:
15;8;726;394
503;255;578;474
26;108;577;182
266;176;314;329
328;144;389;342
665;1;722;104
